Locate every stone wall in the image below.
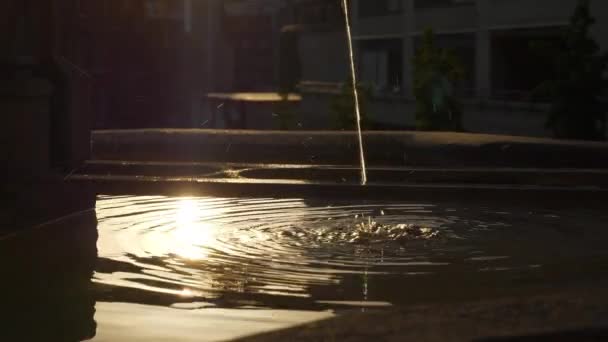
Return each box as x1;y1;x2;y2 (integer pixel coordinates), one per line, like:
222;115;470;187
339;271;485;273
1;78;52;177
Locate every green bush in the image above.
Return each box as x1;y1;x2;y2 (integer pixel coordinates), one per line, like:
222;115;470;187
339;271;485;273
329;81;372;130
531;0;607;141
412;28;464;131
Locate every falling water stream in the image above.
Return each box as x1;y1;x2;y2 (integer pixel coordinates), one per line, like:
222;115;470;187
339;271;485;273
341;0;367;185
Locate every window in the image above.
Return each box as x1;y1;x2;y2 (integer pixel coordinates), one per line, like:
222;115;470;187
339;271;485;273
491;27;564;100
359;39;403;95
359;0;402;18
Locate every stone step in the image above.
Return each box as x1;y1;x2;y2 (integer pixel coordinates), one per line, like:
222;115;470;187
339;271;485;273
91;129;608;169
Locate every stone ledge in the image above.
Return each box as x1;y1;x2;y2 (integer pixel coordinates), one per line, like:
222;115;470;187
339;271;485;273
92;129;608;169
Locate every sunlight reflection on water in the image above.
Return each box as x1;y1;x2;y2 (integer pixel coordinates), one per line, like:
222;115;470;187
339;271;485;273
94;195;608;308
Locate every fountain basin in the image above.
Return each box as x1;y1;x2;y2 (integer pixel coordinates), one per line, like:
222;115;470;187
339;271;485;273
7;129;608;341
4;191;608;341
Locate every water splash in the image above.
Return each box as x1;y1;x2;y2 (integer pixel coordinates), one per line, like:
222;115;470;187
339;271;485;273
341;0;367;185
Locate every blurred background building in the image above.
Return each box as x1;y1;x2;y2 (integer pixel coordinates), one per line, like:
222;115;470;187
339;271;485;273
343;0;608;135
350;0;608;100
2;0;607;138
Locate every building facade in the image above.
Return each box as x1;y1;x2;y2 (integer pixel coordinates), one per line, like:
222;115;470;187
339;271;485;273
290;0;608;135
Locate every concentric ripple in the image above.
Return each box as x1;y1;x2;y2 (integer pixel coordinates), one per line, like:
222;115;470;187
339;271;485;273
95;195;608;307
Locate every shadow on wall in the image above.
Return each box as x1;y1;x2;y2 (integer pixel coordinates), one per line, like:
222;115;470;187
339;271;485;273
0;209;99;341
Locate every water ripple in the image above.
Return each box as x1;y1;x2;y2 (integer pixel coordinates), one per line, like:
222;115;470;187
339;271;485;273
94;195;608;306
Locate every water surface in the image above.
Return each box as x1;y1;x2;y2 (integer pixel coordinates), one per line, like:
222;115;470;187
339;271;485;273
3;194;608;341
95;195;608;308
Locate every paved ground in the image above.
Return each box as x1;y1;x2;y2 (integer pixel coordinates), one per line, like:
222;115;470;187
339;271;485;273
239;287;608;342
